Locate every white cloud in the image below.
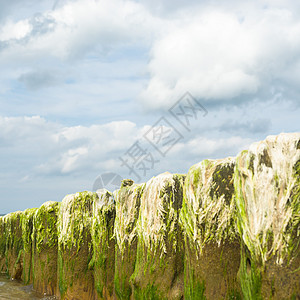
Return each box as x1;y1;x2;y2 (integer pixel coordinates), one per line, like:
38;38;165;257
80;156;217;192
0;0;157;63
35;120;141;175
0;19;32;41
140;7;300;109
1;0;300;111
0;115;253;180
0;115;57;146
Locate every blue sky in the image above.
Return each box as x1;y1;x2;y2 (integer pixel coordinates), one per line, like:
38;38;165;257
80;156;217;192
0;0;299;213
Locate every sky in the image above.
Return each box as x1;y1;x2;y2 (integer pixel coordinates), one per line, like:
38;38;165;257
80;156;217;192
0;0;299;213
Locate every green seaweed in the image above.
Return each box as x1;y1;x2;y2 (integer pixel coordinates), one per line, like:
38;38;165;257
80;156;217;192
4;211;24;279
180;158;237;253
234;136;300;299
130;174;185;299
33;202;59;253
133;284;165;300
114;183;143;299
184;256;206;300
21;208;37;253
4;211;23;254
58;192;96;251
57;191;96;298
238;247;262;300
91;189;115;298
20;208;37;284
58;250;67;297
114;249;135;300
0;217;6;258
31;201;59;294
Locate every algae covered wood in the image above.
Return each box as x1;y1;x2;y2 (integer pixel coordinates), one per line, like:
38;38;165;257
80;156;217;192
21;207;38;284
180;157;241;299
0;216;6;273
3;211;24;280
32;201;59;296
113;180;143;299
234;132;300;299
57;191;97;299
92;189;116;299
131;172;185;299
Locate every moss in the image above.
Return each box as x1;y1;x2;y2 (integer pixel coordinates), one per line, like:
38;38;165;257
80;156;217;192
91;189;115;299
3;211;24;279
181;158;242;298
137;173;184;255
4;211;24;254
234;152;255;257
57;191;96;299
258;148;272;168
33;202;59;253
0;217;6;257
21;208;37;252
234;149;270;263
234;145;300;264
58;250;67;297
234;135;300;299
183;234;242;300
114;184;143;256
285;160;300;261
234;151;263;300
15;248;23;265
133;284;165;300
184;256;206;300
0;217;6;274
121;179;134;188
210;163;234;205
58;191;96;251
32;201;59;295
20;208;37;284
114;183;143;299
180;158;237;253
189;165;201;187
238;247;262;300
130;173;185;299
114;249;135;300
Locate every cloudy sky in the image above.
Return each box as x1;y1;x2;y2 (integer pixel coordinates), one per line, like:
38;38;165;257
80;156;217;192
0;0;299;213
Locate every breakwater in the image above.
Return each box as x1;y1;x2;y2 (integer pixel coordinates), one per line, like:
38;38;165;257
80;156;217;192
0;133;299;299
